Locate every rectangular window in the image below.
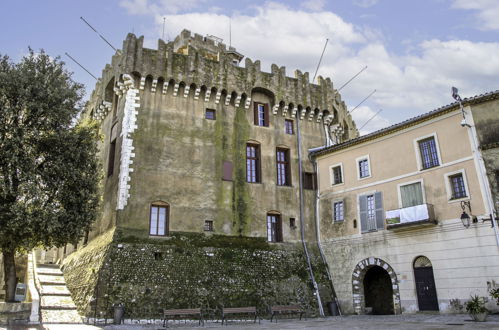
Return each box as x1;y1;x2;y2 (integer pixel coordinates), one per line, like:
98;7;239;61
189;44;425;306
358;158;370;178
267;213;282;242
418;137;440;169
303;172;317;190
495;170;499;192
276;148;291;186
332;165;343;185
333;201;344;222
107;139;116;177
285;120;294;134
150;204;168;236
205;108;216;120
400;182;424;208
359;192;384;233
449;173;467;199
254;103;269;127
289;217;296;228
204;220;214;232
246;144;261;183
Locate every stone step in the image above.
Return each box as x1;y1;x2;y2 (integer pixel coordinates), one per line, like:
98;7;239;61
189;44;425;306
37;268;63;276
41;309;83;324
37;263;60;269
39;274;66;284
41;295;77;310
40;285;71;296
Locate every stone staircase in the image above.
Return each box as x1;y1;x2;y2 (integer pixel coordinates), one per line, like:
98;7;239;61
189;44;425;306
36;263;83;324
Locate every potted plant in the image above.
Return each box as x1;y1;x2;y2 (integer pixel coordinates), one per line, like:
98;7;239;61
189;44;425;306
490;288;499;306
465;295;488;322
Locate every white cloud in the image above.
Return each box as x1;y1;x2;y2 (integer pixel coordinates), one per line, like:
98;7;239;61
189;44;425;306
353;0;379;8
452;0;499;30
351;106;389;136
301;0;326;11
131;2;499;134
120;0;205;15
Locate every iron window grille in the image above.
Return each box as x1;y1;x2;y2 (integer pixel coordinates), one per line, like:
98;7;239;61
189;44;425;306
418;137;439;169
449;173;467;199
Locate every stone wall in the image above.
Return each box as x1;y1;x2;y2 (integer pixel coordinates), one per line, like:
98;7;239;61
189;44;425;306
63;230;331;319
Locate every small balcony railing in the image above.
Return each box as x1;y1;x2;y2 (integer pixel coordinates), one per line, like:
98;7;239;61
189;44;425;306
385;203;436;230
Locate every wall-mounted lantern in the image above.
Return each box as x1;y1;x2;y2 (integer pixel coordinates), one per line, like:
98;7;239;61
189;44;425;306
460;201;478;228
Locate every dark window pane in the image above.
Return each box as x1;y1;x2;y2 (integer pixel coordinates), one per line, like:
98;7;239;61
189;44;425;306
359;159;369;178
246;144;260;183
285;120;294;134
450;173;467;199
333;166;342;184
107;139;116;177
303;172;317;190
205;109;216;120
276;148;290;186
418;137;439;169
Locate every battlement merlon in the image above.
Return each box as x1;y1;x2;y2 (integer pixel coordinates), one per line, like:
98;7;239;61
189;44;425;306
86;30;358;136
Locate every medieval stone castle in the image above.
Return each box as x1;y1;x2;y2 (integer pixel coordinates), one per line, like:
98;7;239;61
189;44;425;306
59;29;357;318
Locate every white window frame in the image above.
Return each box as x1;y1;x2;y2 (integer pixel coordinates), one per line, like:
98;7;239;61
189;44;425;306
329;163;344;186
413;133;442;171
444;169;470;203
356;154;372;180
332;199;345;222
397;178;426;208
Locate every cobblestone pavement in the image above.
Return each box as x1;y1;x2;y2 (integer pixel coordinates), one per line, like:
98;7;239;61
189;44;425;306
3;314;499;330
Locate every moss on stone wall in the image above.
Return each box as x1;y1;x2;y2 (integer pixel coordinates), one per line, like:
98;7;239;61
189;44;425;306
63;230;331;319
231;107;252;236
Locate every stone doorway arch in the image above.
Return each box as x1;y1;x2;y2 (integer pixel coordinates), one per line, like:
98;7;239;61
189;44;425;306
352;257;401;315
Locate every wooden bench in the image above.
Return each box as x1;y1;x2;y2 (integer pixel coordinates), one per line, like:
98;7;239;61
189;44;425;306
270;305;304;322
163;308;204;327
221;306;259;325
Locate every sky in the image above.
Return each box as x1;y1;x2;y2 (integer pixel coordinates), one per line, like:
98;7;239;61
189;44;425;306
1;0;498;134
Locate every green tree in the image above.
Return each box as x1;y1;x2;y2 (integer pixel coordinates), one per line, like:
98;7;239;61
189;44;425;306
0;50;100;302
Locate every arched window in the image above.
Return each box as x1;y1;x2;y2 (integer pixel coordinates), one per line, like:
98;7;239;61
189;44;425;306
149;202;169;236
267;211;282;242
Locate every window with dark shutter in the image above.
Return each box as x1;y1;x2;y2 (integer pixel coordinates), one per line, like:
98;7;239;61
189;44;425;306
222;161;233;181
107;139;116;177
276;148;291;186
374;191;384;230
254;102;269;126
303;172;317;190
246;144;261;183
267;213;283;242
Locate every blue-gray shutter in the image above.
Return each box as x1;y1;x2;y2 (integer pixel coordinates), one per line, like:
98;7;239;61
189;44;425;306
375;191;385;230
359;195;368;233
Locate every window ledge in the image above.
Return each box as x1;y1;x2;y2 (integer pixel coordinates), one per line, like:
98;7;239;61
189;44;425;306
448;196;470;204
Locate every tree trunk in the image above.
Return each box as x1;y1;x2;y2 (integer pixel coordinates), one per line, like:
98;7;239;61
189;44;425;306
3;249;17;302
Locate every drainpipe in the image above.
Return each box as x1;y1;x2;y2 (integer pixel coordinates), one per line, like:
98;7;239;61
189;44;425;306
296;117;325;317
310;155;342;316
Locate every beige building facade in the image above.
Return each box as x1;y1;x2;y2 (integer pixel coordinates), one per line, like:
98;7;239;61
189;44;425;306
311;93;499;315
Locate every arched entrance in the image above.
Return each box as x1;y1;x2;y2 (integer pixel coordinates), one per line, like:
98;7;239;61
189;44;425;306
352;257;401;315
364;266;394;314
413;256;439;311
